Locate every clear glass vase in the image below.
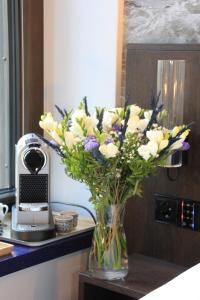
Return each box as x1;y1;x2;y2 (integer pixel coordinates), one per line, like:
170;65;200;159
88;204;128;280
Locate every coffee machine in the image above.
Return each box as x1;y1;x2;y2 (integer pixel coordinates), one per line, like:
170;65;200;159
11;133;55;242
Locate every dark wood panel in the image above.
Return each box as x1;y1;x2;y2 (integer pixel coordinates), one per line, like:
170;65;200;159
78;254;185;300
21;0;43;134
125;44;200;267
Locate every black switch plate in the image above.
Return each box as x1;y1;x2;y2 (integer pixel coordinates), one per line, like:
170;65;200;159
154;194;200;231
155;194;179;225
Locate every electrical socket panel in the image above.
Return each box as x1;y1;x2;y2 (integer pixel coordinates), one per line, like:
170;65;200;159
155;194;200;231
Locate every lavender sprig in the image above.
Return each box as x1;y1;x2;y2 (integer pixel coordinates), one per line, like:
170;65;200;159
144;92;163;135
36;134;65;158
55;105;67;118
119;108;130;150
124;96;129;114
96;108;104;133
83;97;90;116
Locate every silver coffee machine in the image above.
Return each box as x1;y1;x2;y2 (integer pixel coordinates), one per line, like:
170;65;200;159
12;133;55;241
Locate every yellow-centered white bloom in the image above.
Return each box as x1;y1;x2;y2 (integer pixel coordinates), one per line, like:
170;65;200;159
147;141;158;157
113;107;123;115
144;110;153;120
172;126;180;137
51;130;64;146
64;131;77;149
102;111;119;131
138;144;151;161
129;105;141;117
71;109;86;123
138;140;158;161
127;115;140;133
146;130;164;144
39;113;57;132
84;116;98;136
159;139;169;151
99;143;119;158
70;122;84;139
180;129;190;140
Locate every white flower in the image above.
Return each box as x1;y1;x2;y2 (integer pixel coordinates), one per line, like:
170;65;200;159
39;113;57;132
147;141;158;157
99;143;119;158
170;139;184;150
113;107;123;115
64;131;77;149
137;119;149;132
102;111;119;131
146;130;164;144
159;139;169;151
71;109;86;123
127;115;140;133
129;105;141;117
51;130;64;146
138;144;151;161
180;129;190;140
144;110;153;120
84;116;98;135
172;126;180;137
138;141;158;161
70;122;84;139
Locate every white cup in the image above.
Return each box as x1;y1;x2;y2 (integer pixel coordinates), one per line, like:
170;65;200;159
0;203;8;224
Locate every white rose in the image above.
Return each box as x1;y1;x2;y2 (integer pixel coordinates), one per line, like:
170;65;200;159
64;131;77;149
146;130;164;144
138;145;151;161
99;143;119;158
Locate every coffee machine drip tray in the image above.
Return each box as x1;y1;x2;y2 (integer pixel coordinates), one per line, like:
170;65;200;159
1;212;94;247
11;206;56;242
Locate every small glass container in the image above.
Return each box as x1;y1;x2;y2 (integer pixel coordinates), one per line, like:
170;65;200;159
54;215;73;235
60;211;79;228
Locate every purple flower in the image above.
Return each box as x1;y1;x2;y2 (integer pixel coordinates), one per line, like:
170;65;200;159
105;137;113;145
84;136;99;152
182;141;190;151
67;118;72;127
112;124;121;133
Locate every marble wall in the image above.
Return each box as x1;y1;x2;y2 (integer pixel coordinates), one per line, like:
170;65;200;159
125;0;200;43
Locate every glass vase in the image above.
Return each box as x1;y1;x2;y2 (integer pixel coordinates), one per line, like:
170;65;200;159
88;204;128;280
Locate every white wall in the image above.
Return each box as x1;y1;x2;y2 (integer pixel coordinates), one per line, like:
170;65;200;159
0;249;89;300
44;0;123;213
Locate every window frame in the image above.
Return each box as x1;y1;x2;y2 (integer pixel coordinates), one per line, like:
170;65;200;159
1;0;43;204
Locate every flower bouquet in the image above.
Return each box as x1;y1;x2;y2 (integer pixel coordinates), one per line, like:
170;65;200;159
39;95;191;280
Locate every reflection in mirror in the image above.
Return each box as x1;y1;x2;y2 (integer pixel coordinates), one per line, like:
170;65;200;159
157;60;185;128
